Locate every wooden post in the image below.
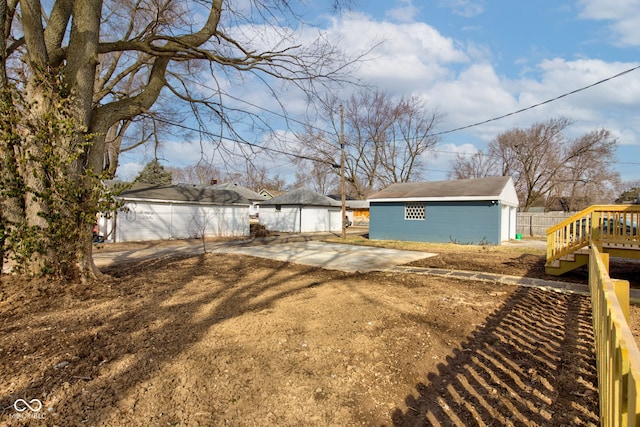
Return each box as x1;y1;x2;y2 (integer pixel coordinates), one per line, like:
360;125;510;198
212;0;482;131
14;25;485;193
613;279;630;323
592;210;602;250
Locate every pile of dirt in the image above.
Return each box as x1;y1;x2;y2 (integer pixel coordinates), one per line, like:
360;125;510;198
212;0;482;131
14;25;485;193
0;242;616;426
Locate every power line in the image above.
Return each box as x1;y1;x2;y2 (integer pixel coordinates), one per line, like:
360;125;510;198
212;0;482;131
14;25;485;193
170;75;333;137
418;148;640;166
185;63;640;140
155;64;640;167
152;116;333;166
223;92;330;136
429;64;640;137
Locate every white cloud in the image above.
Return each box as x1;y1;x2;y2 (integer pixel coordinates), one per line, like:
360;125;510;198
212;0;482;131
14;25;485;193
159;140;216;166
429;63;519;140
439;58;638;137
577;0;640;46
534;58;640;106
386;0;420;23
117;3;640;184
324;12;468;92
114;162;144;182
511;58;640;142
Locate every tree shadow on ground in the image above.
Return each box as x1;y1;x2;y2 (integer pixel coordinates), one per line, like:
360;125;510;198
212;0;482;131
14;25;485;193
391;286;599;426
0;253;352;425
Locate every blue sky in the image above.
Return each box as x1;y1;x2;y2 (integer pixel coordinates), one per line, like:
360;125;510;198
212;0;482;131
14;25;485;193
116;0;640;186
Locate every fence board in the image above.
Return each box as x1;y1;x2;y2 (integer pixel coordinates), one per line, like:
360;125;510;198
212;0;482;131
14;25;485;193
590;245;640;426
517;212;572;236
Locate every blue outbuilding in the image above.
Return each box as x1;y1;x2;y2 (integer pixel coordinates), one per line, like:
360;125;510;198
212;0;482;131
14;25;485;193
367;176;519;245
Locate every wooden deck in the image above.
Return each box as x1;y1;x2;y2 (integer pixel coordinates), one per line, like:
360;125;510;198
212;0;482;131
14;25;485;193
545;205;640;275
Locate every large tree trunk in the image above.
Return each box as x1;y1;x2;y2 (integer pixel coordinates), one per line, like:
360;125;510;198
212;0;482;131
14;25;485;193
18;0;55;274
65;0;102;280
7;0;104;279
3;0;345;279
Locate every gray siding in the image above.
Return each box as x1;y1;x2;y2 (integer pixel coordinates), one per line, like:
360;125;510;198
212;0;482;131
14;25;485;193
369;201;502;244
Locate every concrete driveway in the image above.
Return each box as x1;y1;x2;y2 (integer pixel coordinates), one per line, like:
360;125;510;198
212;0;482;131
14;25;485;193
91;230;540;274
211;240;436;273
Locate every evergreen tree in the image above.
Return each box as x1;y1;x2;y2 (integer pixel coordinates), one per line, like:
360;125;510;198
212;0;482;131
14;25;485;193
135;160;173;185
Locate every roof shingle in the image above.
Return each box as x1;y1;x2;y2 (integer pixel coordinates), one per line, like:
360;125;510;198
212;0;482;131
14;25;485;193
259;188;342;207
117;183;250;205
368;176;513;200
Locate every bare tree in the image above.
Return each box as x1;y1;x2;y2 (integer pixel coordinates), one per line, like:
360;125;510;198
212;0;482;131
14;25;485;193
293;89;443;199
490;118;570;210
290;126;341;193
223;165;289;192
448;152;499;179
189;207;221;254
450;118;620;211
293;161;340;194
168;160;289;191
550;128;619;209
379;96;443;183
168;163;222;185
0;0;360;279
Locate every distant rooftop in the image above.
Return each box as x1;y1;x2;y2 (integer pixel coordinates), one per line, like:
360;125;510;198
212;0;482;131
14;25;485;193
259;188;342;207
117;183;250;205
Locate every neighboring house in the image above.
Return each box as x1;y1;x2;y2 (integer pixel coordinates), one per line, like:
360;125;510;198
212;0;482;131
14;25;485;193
100;183;250;242
210;182;267;218
258;188;344;233
327;195;369;225
545;196;592;213
258;188;286;199
347;200;370;225
367;176;519;245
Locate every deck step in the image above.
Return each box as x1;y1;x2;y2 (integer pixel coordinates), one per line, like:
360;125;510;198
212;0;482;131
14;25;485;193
545;205;640;276
545;253;590;276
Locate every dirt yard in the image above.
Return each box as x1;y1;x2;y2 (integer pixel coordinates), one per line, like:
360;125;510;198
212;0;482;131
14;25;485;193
2;237;640;426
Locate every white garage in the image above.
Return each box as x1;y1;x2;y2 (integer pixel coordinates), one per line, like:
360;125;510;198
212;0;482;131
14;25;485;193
258;188;343;233
100;183;250;243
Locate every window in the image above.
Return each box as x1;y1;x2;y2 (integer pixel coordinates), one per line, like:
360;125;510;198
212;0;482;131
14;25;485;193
275;204;282;212
405;202;425;220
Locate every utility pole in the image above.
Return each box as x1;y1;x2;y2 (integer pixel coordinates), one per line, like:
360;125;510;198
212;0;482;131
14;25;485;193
340;104;346;239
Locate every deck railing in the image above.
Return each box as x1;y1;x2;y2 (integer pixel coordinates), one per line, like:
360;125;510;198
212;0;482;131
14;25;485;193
590;245;640;426
545;205;640;424
547;205;640;264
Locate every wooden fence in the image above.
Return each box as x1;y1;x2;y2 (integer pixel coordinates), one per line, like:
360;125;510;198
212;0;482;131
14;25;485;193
589;245;640;426
517;212;572;237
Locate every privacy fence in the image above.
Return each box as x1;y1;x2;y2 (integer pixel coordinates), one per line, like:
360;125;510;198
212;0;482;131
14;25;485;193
517;212;572;237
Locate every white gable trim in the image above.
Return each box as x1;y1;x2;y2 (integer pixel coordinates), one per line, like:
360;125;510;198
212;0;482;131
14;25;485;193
498;178;520;207
368;195;518;206
368;177;520;208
